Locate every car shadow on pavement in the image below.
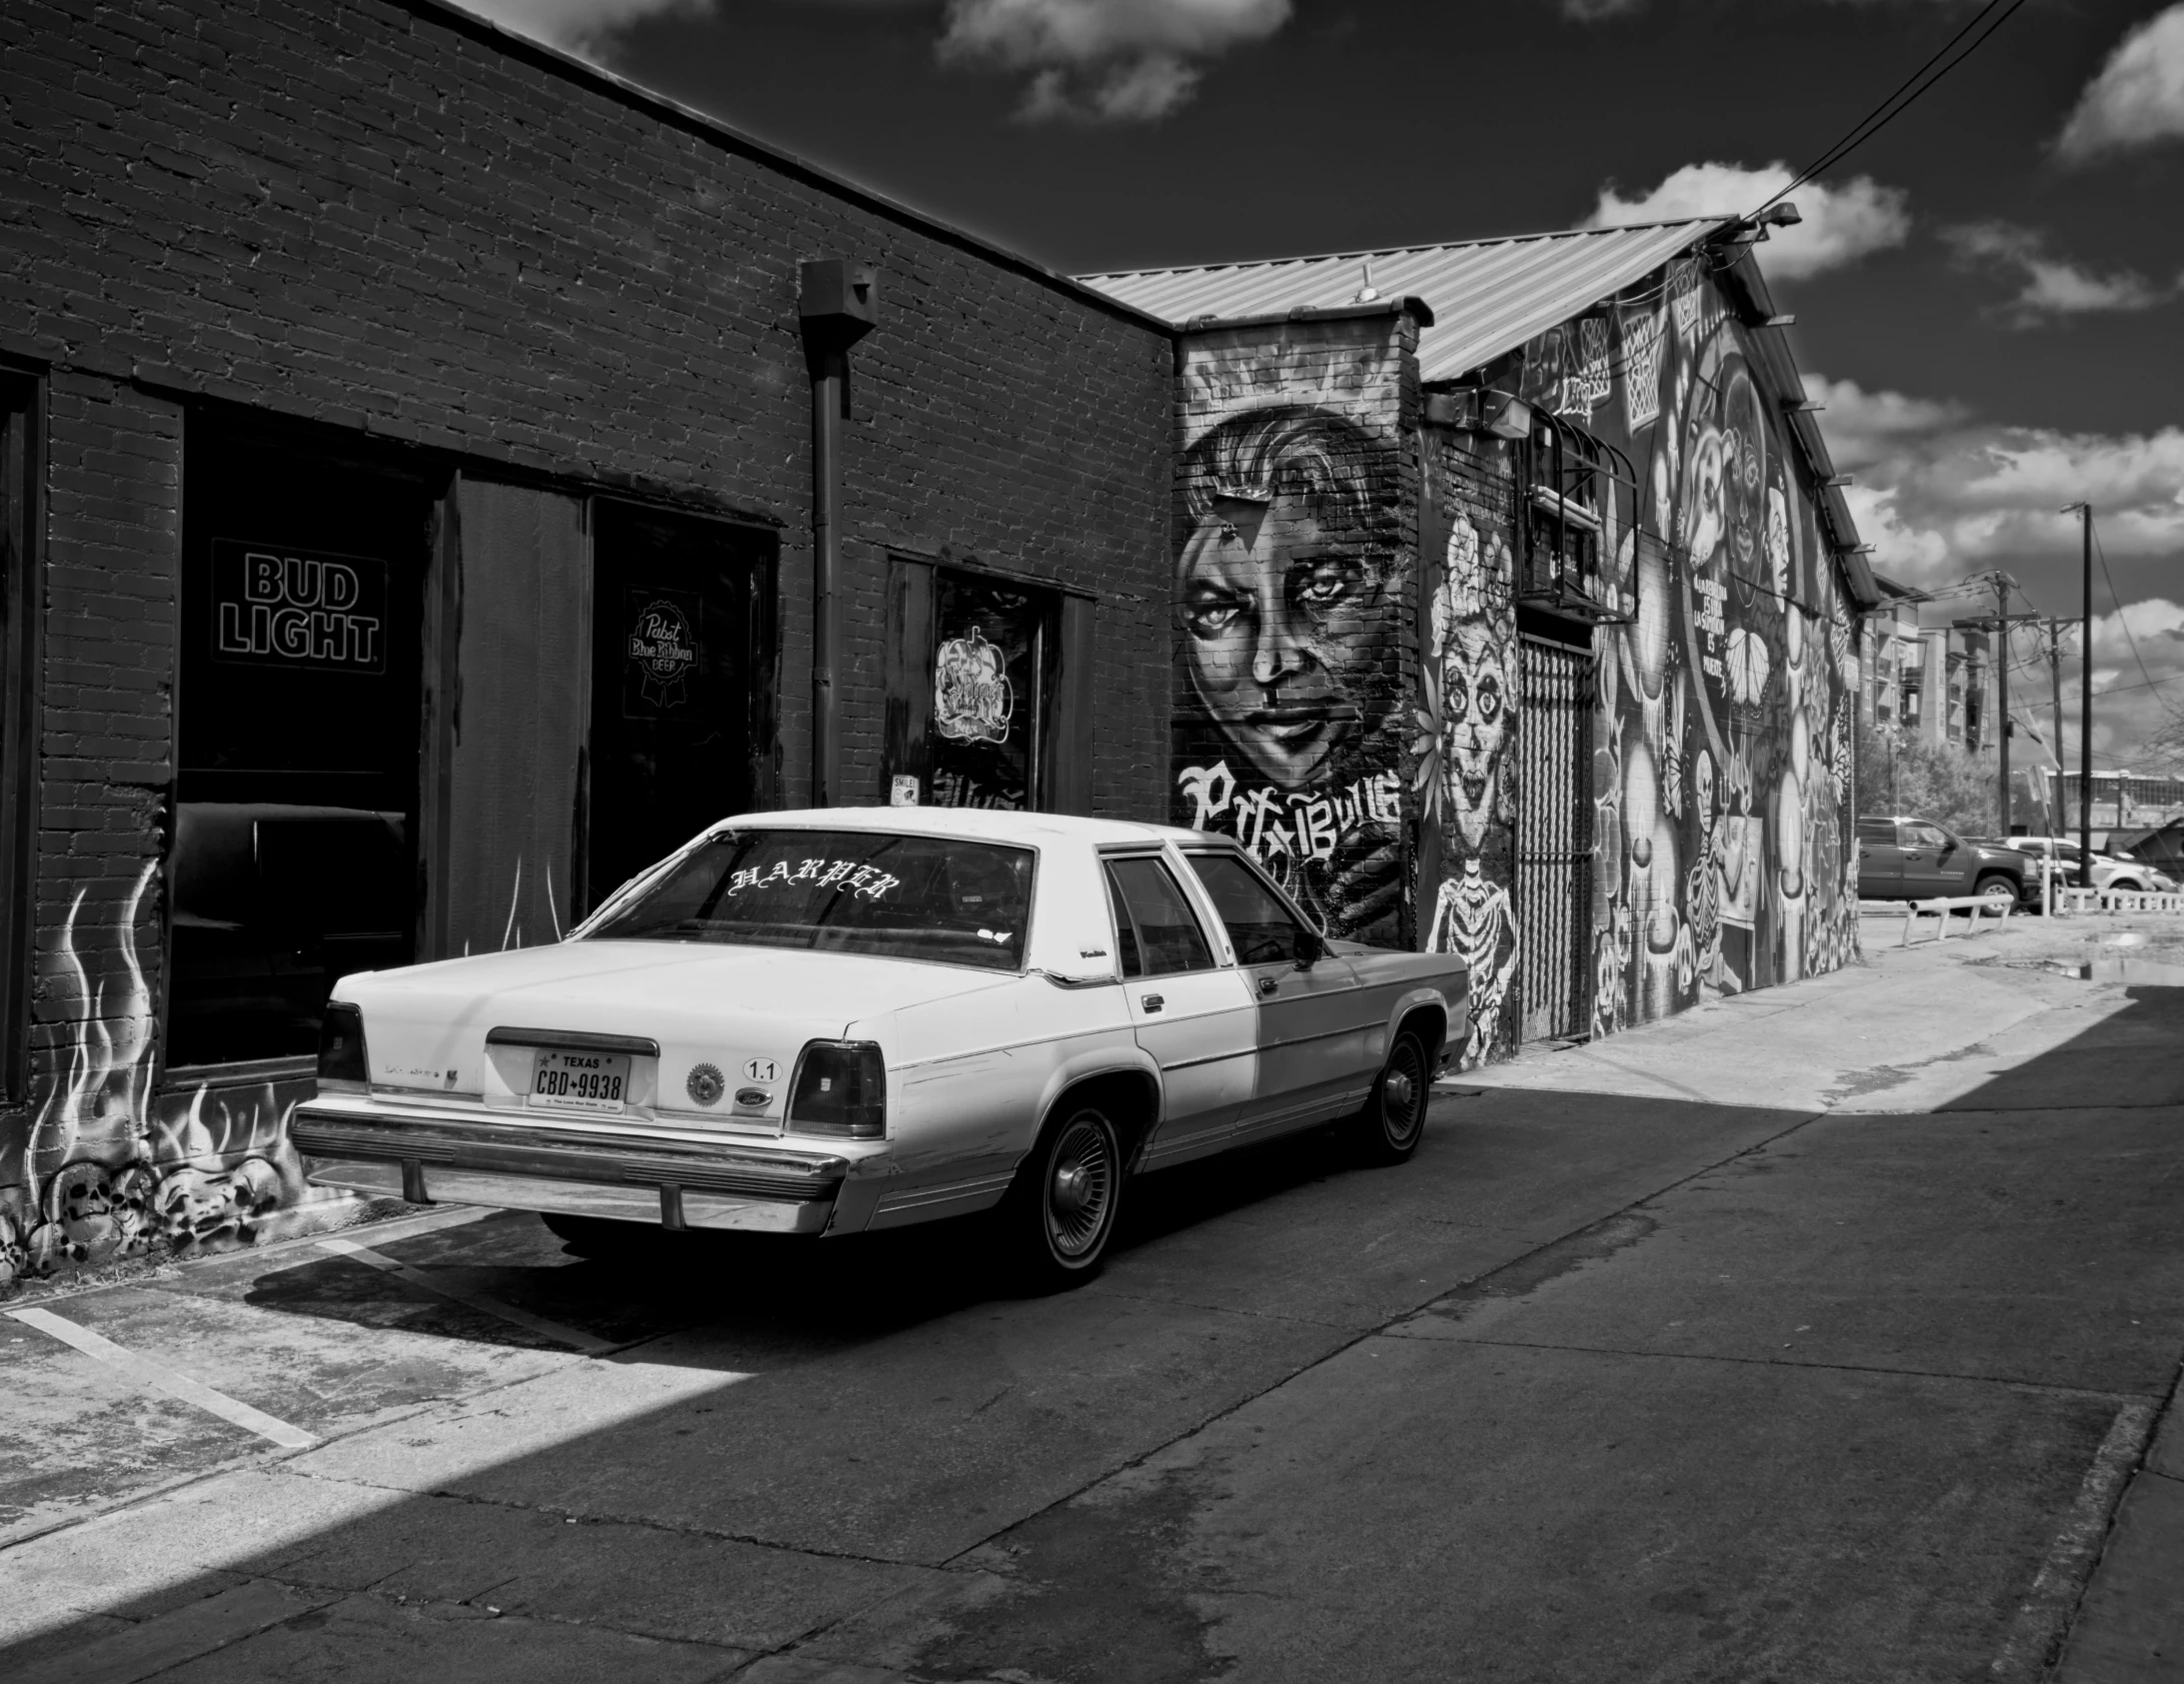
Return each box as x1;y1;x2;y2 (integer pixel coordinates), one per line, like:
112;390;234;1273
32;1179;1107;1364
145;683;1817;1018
229;1115;1379;1363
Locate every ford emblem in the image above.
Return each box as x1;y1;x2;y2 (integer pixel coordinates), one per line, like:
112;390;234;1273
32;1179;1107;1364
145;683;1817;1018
686;1062;725;1106
735;1086;771;1108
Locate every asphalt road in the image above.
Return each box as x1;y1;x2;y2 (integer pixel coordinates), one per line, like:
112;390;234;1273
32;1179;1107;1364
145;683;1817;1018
3;914;2181;1683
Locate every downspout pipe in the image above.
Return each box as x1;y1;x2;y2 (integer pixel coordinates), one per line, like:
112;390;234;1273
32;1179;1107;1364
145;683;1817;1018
798;260;878;809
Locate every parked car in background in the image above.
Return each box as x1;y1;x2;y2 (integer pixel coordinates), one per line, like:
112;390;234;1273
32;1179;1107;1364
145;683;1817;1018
1988;836;2180;894
2107;819;2184;879
1855;817;2033;906
293;810;1470;1287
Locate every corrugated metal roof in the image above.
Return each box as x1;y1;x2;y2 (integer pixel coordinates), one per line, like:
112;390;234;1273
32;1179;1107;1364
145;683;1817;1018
1081;220;1729;384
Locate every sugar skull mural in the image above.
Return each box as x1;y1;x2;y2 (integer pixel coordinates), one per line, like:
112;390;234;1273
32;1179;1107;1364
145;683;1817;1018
1170;345;1412;945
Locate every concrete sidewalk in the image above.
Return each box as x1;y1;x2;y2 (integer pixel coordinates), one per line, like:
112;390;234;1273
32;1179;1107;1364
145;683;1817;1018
1469;912;2184;1681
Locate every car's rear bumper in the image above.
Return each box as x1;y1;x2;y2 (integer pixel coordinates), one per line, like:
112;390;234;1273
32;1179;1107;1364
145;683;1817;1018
293;1094;853;1235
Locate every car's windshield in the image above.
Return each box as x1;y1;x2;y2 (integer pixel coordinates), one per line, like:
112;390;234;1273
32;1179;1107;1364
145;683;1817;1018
583;829;1035;971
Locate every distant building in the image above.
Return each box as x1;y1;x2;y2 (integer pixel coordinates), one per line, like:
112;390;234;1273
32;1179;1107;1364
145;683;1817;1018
1856;575;2000;754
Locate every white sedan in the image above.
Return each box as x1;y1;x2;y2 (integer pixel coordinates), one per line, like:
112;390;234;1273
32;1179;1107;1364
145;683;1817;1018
296;810;1469;1284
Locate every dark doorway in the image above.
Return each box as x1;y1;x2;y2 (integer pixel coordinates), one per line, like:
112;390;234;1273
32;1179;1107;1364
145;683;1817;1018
584;500;777;914
173;415;437;1069
882;560;1075;815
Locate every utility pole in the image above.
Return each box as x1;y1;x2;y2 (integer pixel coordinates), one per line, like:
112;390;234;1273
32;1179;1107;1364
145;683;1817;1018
1995;575;2011;834
1951;585;2034;836
2045;619;2067;839
2067;504;2094;886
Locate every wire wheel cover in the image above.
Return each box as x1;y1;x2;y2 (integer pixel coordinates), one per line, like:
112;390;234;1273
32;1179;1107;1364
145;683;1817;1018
1379;1040;1426;1147
1043;1111;1115;1261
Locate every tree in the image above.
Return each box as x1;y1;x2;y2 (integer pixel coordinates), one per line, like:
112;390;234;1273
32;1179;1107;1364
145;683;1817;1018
1854;720;1998;835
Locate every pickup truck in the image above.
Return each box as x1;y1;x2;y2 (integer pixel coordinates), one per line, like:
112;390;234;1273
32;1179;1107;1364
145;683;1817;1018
1855;816;2031;906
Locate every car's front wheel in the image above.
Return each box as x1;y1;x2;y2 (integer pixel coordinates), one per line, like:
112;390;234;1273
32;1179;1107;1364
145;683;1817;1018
1351;1030;1431;1164
1000;1100;1123;1290
1974;873;2018;910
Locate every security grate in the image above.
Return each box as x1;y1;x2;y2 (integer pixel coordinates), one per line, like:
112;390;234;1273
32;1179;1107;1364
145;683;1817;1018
1515;636;1595;1041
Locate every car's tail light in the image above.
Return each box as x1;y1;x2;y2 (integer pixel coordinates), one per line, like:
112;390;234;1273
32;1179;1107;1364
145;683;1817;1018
787;1040;886;1138
317;1002;369;1091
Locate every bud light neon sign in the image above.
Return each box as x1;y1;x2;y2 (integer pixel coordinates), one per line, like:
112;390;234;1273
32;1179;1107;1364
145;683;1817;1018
211;541;386;674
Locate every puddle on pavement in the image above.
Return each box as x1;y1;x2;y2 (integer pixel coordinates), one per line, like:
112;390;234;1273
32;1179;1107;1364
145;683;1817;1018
2012;957;2184;984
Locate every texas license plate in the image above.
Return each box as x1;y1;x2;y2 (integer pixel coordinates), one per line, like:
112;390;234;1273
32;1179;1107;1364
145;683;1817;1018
527;1047;631;1112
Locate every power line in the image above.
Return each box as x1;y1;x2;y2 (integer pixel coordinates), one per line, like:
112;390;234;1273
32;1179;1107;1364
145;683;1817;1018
2090;520;2163;697
1749;0;2028;218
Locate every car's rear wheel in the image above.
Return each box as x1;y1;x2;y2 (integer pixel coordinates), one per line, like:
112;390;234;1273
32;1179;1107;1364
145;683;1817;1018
1352;1030;1431;1164
1000;1100;1123;1290
1974;872;2018;910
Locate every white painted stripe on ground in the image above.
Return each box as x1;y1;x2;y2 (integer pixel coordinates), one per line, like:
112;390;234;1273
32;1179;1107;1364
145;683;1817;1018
5;1307;318;1450
316;1236;617;1354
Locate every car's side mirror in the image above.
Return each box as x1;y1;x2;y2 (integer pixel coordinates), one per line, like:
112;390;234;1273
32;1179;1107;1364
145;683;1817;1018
1292;925;1324;969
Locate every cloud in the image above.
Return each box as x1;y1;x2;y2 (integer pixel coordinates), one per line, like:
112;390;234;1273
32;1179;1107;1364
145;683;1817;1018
1582;161;1911;280
455;0;715;56
939;0;1292;121
2056;3;2184;162
1942;221;2176;325
1805;374;2184;764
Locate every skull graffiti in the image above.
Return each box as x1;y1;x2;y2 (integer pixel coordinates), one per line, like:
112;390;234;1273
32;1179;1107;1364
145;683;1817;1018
1440;618;1513;853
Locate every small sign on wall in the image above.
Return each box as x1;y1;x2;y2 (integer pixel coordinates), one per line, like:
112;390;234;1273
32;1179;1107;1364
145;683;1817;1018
890;776;921;807
210;541;387;674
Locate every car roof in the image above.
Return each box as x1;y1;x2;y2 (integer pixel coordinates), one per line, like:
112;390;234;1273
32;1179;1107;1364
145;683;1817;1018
702;806;1198;846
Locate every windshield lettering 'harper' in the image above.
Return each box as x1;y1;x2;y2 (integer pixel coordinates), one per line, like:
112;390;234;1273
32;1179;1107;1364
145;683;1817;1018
585;830;1033;971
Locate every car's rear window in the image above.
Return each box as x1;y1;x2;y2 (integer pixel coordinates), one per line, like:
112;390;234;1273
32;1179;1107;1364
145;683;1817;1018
583;830;1034;971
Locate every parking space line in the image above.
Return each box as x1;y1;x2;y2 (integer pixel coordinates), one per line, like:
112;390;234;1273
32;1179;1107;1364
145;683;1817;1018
315;1236;618;1354
6;1306;318;1450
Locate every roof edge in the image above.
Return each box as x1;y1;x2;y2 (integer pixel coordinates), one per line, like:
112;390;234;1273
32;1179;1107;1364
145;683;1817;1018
1175;298;1435;335
396;0;1176;338
1078;216;1734;285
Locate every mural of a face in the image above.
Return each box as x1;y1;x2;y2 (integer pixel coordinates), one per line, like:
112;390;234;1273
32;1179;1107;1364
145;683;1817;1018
1441;618;1510;851
1179;409;1395;794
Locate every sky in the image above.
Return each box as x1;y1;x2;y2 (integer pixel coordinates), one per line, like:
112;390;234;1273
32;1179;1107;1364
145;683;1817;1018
464;0;2184;774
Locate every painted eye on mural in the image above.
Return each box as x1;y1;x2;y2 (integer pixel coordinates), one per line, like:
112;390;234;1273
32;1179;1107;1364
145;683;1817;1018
1289;555;1363;618
1475;676;1501;722
1183;587;1249;639
1445;677;1469;718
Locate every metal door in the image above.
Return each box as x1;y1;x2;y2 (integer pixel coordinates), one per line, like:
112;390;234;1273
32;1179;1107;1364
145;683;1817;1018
1515;636;1595;1041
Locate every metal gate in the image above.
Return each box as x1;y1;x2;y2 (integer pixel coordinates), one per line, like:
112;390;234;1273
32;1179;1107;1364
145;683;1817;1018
1515;635;1595;1041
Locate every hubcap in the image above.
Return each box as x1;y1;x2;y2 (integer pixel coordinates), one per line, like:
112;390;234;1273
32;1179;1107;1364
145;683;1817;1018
1381;1045;1425;1146
1044;1113;1114;1262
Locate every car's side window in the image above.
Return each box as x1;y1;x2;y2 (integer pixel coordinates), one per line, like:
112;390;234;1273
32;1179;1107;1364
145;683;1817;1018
1183;851;1304;965
1104;856;1215;977
1855;819;1896;844
1105;870;1144;979
1903;823;1948;849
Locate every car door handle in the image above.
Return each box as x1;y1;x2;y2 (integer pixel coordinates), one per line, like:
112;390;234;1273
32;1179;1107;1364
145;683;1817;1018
1141;993;1163;1012
1257;975;1278;996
